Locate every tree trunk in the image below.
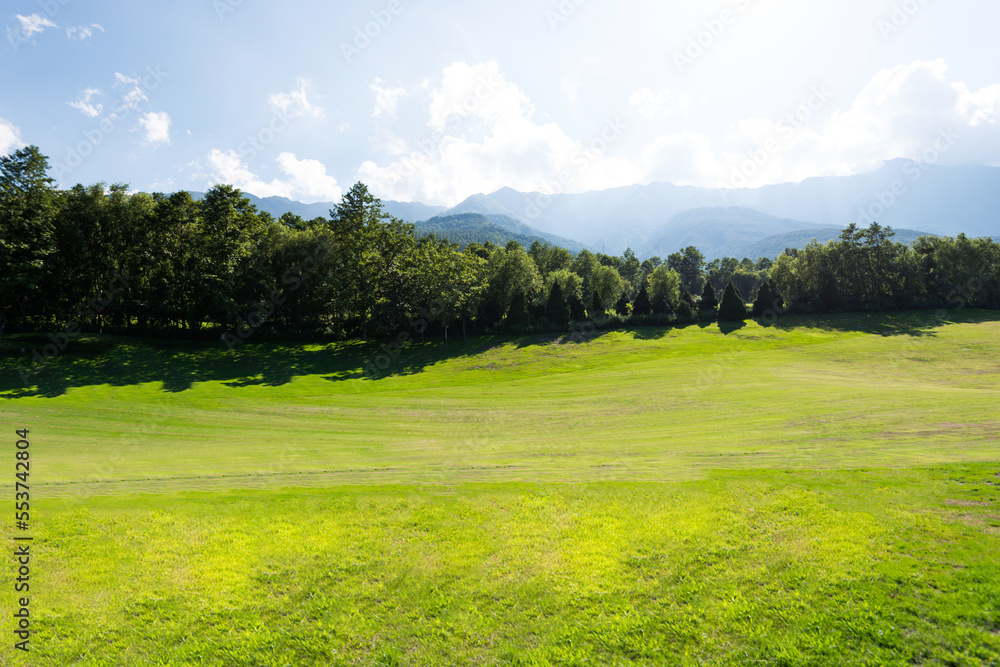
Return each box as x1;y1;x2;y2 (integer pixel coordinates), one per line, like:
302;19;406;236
444;325;448;347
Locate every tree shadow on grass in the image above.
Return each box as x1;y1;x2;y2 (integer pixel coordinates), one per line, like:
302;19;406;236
0;334;488;399
766;309;1000;338
718;320;748;335
4;309;995;398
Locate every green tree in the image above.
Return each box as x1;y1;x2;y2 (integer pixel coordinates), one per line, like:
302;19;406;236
0;146;58;336
614;293;630;316
619;247;642;293
483;242;543;323
506;291;531;327
667;246;706;295
648;265;682;314
700;281;719;310
751;281;775;318
544;269;583;303
590;264;625;311
718;281;748;322
590;289;603;318
632;280;652;315
545;280;571;326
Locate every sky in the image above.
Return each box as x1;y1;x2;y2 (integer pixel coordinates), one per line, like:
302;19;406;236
2;0;999;207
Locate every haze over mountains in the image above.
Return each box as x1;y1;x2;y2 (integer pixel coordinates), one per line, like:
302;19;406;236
198;161;1000;260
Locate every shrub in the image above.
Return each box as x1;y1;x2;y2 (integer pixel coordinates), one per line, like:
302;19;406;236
700;282;719;310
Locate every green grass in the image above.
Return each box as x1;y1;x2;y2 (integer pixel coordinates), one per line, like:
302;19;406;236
1;311;999;665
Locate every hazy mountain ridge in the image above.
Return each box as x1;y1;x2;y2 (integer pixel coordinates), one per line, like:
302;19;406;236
414;213;587;252
438;161;999;255
188;191;448;225
188;161;998;259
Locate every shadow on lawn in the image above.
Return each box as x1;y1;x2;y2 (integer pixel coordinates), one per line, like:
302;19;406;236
2;310;996;398
0;335;489;399
766;308;1000;337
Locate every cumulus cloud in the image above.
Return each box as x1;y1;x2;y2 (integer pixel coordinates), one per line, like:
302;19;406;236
205;150;342;203
268;79;324;120
359;61;636;206
1;119;25;156
139;111;172;145
370;78;406;120
66;23;104;40
68;88;104;117
718;59;1000;187
363;59;1000;203
632;59;1000;190
427;60;532;132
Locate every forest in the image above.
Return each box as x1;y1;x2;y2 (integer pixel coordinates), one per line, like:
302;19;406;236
3;145;999;349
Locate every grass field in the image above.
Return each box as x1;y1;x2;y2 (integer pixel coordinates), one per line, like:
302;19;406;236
2;311;999;665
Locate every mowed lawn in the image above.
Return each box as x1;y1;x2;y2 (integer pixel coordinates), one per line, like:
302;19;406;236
1;311;999;665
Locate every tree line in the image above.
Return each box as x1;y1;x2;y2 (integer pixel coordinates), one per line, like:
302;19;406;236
2;146;999;346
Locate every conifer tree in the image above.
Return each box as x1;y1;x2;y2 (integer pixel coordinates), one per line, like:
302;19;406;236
718;281;748;321
632;281;651;315
700;282;719;310
545;281;571;325
752;282;774;317
507;291;531;326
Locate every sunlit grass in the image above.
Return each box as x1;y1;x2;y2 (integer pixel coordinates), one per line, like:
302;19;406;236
1;310;998;664
2;311;998;495
5;467;998;665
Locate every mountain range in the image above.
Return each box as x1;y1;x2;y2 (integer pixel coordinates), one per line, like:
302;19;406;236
192;160;1000;260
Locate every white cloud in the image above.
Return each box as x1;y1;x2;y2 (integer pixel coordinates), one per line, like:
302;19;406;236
560;73;582;114
115;73;140;86
1;119;25;156
639;59;1000;189
205;150;342;203
139;111;172;146
361;59;1000;204
274;153;342;201
370;78;406;120
112;73;149;117
66;23;104;40
629;88;690;120
14;14;57;37
268;78;324;120
427;60;532;132
359;61;636;206
68;88;104;117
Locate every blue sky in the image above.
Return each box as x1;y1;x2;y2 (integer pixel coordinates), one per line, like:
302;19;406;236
3;0;999;206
